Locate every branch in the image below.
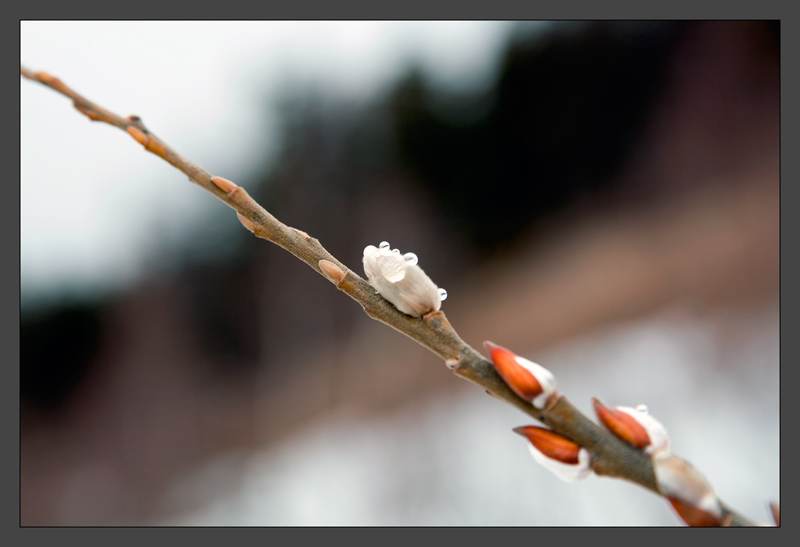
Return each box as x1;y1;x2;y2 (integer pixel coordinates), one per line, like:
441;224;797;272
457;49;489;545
21;66;762;526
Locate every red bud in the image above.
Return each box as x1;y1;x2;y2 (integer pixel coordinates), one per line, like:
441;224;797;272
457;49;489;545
485;342;547;404
592;398;651;450
667;497;723;527
513;426;581;464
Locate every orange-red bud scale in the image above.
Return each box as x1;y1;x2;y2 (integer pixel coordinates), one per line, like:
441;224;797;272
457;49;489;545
485;343;543;402
592;397;651;450
667;497;723;527
513;426;581;464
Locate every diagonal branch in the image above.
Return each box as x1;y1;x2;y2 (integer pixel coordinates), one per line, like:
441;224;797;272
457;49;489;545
21;66;758;526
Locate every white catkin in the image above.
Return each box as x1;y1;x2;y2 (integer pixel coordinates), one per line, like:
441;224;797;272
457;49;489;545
616;406;670;456
653;454;722;517
362;243;443;317
511;355;558;409
528;445;592;483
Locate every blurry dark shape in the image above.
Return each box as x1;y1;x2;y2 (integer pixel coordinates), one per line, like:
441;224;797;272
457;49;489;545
180;258;262;378
239;18;779;384
390;21;684;252
761;20;779;55
21;301;105;413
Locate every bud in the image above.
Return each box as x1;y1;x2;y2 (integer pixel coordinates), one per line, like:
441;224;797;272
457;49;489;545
362;241;446;317
513;426;592;482
319;259;346;284
127;126;147;145
592;399;669;456
654;454;722;526
210;175;237;194
770;501;780;526
484;342;557;409
237;213;255;233
666;497;724;527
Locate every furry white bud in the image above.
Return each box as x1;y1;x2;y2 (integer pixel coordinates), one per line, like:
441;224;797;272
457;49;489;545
653;453;722;526
513;426;592;483
616;405;670;456
363;241;446;317
529;444;592;483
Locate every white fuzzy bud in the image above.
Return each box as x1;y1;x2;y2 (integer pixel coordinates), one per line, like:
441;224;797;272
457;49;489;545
617;405;671;456
654;453;722;523
528;444;592;483
362;242;446;317
512;355;558;409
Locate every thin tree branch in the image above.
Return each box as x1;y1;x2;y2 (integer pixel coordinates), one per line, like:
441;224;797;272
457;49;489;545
21;66;759;526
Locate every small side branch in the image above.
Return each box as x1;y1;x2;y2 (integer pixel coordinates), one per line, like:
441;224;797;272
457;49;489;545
21;66;758;526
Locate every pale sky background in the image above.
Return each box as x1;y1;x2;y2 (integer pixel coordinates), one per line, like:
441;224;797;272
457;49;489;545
21;21;524;305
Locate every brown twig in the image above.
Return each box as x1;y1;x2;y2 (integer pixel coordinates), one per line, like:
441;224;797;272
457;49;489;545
21;66;759;526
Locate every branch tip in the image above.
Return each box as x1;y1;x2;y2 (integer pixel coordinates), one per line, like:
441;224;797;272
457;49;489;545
34;70;55;83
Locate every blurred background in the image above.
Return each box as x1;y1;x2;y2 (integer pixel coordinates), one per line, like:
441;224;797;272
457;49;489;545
20;21;779;526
